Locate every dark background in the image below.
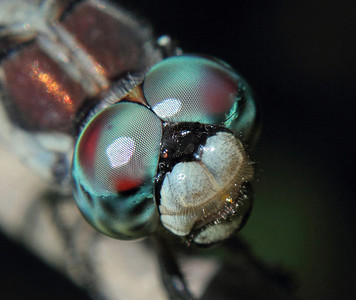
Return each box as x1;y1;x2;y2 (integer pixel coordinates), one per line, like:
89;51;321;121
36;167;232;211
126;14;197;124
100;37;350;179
1;0;355;299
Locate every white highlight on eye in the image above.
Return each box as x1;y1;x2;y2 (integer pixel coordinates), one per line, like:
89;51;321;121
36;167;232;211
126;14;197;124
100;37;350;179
106;136;135;168
152;98;182;118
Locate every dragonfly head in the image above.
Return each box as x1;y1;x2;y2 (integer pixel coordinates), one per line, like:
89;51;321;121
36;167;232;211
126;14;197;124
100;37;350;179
72;55;258;244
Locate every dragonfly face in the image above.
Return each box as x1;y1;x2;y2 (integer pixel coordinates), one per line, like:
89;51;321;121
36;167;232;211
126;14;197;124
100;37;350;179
1;0;258;246
72;55;257;245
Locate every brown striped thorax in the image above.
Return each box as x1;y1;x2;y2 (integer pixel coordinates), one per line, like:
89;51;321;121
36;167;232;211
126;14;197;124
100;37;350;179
0;0;259;245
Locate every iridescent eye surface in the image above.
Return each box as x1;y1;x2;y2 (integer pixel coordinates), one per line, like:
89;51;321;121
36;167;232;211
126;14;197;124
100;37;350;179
72;54;258;244
143;55;258;145
143;55;239;124
72;102;162;239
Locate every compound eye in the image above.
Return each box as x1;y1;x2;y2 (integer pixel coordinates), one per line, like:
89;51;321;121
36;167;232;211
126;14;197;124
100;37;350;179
72;102;162;239
143;55;239;124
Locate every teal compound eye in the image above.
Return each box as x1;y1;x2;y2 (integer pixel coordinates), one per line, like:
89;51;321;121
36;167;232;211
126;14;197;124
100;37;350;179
72;102;162;240
143;55;237;124
143;55;257;142
72;55;257;245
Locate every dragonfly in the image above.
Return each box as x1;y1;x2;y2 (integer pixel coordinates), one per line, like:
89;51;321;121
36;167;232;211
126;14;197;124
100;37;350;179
0;0;260;299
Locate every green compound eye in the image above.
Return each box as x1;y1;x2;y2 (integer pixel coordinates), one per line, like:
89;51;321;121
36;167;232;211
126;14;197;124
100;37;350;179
143;55;258;145
71;55;258;244
72;102;162;240
143;56;238;122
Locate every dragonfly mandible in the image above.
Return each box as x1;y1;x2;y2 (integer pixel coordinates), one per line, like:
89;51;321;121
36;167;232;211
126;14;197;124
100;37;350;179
0;0;259;299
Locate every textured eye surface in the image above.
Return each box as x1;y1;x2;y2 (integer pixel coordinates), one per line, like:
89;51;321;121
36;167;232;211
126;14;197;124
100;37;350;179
72;102;162;239
143;55;240;124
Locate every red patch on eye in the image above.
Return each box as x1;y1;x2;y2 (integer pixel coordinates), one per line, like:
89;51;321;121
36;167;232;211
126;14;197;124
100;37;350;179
78;119;103;172
204;73;238;114
115;177;143;192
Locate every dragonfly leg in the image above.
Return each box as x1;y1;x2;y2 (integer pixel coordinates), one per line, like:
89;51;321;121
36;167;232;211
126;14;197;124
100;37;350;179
151;235;195;300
